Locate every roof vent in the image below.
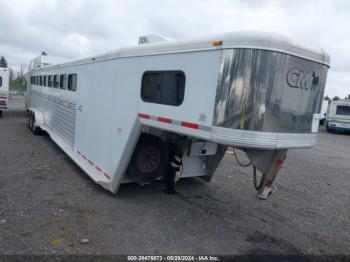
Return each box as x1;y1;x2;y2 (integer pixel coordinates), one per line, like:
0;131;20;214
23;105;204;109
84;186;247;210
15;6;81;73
138;34;173;45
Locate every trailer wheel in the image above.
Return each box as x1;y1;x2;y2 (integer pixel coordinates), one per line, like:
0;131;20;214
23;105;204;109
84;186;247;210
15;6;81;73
28;111;33;130
0;110;2;118
127;134;169;184
30;113;42;135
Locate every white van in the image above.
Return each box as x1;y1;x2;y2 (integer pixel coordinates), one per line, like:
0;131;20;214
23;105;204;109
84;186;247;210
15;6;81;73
0;67;9;117
326;100;350;132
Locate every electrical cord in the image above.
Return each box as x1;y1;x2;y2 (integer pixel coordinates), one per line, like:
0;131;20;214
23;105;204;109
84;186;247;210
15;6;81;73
232;147;267;191
232;147;252;167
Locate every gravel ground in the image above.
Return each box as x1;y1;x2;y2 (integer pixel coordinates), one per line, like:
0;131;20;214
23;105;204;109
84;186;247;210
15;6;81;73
0;98;349;256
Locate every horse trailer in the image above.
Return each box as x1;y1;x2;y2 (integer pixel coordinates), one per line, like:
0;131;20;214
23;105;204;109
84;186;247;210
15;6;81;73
25;31;330;199
0;67;9;117
326;100;350;132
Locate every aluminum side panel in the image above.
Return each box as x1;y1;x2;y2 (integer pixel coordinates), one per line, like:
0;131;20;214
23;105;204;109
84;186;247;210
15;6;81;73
30;88;76;148
213;49;328;133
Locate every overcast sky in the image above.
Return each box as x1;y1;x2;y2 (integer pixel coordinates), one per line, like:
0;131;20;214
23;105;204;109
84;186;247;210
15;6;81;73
0;0;349;97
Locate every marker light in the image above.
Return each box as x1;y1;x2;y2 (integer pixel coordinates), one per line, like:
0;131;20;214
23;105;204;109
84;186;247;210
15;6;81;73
212;40;223;46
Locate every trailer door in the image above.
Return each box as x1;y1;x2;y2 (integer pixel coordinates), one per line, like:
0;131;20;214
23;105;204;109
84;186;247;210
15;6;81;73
74;65;115;174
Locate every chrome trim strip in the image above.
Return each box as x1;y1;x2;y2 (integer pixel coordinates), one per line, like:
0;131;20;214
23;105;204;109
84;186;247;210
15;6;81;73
210;126;317;149
140;118;317;150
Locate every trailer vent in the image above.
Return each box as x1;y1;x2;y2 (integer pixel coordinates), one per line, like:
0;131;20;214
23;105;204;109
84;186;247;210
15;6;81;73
138;34;173;45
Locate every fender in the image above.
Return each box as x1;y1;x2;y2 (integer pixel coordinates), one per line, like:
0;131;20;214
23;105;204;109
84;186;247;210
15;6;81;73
28;108;44;127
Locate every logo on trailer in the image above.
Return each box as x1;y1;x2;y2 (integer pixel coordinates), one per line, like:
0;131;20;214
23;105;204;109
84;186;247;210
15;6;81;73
286;68;319;90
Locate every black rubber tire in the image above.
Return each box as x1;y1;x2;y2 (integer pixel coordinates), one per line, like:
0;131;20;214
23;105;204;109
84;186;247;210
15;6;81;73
0;110;2;118
30;113;42;135
28;111;33;130
127;134;169;184
32;125;42;135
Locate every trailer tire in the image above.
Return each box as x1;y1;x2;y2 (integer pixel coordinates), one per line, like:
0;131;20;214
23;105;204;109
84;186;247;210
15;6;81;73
0;110;2;118
127;134;169;184
30;113;42;135
28;111;33;130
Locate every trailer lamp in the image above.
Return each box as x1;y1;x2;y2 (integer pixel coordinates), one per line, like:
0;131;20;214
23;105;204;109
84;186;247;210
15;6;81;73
0;100;7;105
212;40;223;46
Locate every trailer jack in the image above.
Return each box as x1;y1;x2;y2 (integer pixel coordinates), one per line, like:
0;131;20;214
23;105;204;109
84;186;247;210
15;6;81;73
163;143;183;195
246;149;287;200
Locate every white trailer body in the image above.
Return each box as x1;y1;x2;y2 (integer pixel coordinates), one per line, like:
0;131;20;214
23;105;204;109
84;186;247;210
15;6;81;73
326;100;350;132
25;31;330;198
0;67;9;116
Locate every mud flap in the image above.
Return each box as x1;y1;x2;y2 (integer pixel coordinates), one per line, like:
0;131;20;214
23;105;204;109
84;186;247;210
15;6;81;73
246;149;287;200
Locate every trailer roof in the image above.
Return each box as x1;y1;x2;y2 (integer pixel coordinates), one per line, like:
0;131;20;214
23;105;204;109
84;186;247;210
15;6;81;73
32;31;330;71
331;100;350;106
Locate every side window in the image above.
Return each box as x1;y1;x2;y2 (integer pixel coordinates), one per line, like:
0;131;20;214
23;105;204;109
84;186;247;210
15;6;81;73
48;75;53;87
336;105;350;116
0;76;2;87
60;74;67;90
141;73;159;101
68;74;77;91
141;71;185;106
54;74;59;88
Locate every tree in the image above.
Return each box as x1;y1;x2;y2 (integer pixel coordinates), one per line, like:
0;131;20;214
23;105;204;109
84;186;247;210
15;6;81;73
333;96;340;101
324;95;331;102
346;94;350;100
9;68;14;81
10;75;25;92
0;56;7;67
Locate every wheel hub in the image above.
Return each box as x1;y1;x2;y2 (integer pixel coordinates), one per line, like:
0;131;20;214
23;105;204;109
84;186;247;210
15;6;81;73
136;145;161;173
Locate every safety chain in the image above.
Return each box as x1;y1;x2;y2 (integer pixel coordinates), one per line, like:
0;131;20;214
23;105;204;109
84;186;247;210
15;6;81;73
252;166;266;191
232;147;265;191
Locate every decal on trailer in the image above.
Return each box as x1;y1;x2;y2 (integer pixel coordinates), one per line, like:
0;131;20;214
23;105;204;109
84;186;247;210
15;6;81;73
77;150;111;180
138;113;209;131
286;68;319;90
